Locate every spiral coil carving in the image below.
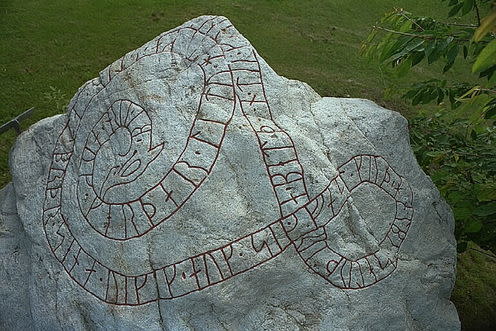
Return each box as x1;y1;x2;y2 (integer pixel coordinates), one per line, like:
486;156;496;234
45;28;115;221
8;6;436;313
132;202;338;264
43;16;414;305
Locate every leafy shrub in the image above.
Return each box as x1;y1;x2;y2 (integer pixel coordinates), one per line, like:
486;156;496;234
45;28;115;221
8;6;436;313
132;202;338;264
410;108;496;252
362;0;496;253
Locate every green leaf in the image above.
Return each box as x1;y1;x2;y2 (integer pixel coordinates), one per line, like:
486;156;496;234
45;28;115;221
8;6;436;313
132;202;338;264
389;39;425;63
472;40;496;73
411;51;425;66
443;43;459;72
412;90;425;105
425;40;437;58
366;29;378;43
448;2;463;17
474;10;496;42
461;0;474;16
453;93;492;121
398;20;413;32
475;183;496;201
396;58;412;77
446;44;460;62
465;219;483;233
422;88;438;103
449;190;468;204
404;88;419;99
448;90;457;106
485;106;496;118
428;38;451;64
443;60;455;73
479;64;496;81
473;202;496;217
454;205;474;221
489;70;496;85
380;37;411;63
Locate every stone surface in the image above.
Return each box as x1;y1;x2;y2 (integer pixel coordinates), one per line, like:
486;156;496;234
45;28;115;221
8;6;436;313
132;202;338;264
0;16;460;330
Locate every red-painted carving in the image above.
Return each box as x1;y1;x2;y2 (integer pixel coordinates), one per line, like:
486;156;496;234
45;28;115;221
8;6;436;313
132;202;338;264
43;16;414;305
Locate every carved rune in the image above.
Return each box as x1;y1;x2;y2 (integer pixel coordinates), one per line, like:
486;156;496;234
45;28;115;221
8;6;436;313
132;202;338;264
42;16;414;306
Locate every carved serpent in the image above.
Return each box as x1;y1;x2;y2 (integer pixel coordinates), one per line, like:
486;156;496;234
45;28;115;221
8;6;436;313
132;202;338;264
43;16;413;305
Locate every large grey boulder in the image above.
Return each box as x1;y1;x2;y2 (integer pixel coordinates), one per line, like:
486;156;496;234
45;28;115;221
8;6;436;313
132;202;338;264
0;16;459;330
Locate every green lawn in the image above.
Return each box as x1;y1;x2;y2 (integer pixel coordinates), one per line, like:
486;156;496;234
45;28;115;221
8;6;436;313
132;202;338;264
0;0;469;186
0;0;493;329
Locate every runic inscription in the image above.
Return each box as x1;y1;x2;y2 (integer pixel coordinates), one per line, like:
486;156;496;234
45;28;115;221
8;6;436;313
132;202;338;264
42;16;414;306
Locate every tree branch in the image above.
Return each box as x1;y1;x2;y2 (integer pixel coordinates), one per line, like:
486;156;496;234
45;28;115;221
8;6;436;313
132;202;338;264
445;22;479;28
372;26;435;39
476;87;496;94
372;25;470;42
397;9;425;31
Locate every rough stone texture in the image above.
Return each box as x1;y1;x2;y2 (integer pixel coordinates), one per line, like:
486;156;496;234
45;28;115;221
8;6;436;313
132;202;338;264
0;16;460;330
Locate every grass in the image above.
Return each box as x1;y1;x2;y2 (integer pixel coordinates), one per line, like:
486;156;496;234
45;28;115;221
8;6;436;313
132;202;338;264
0;0;494;328
0;0;470;186
453;242;496;330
